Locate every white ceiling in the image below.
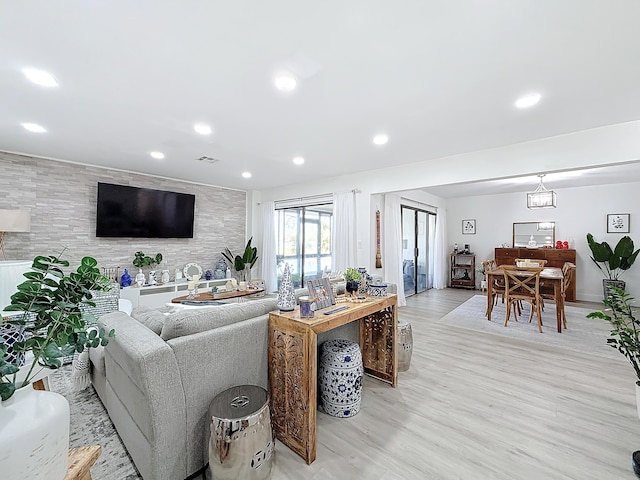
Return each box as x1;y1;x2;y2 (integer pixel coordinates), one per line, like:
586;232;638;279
1;1;640;192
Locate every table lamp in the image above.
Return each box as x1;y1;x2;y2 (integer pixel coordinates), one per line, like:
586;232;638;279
0;209;31;260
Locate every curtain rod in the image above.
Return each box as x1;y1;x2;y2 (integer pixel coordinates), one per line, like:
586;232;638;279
400;196;437;211
258;189;361;205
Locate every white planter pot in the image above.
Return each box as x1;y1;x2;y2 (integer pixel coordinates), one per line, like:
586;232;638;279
0;386;70;480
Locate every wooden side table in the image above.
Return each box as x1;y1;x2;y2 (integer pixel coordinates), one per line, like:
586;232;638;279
268;294;398;464
64;446;101;480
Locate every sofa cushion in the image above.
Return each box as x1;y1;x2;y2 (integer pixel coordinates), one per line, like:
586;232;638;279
160;298;277;341
131;306;167;335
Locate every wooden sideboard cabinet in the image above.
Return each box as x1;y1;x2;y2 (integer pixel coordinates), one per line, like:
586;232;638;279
494;248;577;302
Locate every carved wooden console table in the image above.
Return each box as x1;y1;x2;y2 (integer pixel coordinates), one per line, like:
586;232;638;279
268;294;398;464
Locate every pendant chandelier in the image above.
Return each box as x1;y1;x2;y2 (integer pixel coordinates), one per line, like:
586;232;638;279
527;174;556;209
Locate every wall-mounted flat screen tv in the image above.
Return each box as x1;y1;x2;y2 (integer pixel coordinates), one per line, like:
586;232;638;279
96;182;195;238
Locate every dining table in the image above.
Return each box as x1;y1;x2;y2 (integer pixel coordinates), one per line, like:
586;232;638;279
486;265;566;333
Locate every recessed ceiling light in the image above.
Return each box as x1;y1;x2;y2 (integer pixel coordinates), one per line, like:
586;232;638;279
150;151;165;159
515;93;541;109
293;156;305;165
22;68;58;87
21;122;47;133
242;171;252;179
373;134;389;146
194;123;212;135
274;74;297;92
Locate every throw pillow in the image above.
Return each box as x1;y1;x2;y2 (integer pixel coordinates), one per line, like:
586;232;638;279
160;298;277;341
131;306;166;335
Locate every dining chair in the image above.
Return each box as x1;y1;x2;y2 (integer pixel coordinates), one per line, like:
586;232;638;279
502;266;544;333
540;262;576;329
483;259;504;307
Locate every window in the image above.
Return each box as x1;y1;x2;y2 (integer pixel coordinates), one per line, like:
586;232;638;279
276;204;332;288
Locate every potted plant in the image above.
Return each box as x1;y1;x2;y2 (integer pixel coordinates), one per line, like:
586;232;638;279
343;267;362;295
133;251;163;270
586;233;639;299
587;287;640;470
222;238;258;282
0;252;115;479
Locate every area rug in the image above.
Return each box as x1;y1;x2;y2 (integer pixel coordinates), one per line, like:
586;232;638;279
48;366;141;479
437;295;618;360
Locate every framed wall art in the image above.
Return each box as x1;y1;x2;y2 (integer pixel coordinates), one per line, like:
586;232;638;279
306;277;336;310
462;219;476;235
607;213;630;233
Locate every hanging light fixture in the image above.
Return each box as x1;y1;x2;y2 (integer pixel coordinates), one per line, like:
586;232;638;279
527;174;556;209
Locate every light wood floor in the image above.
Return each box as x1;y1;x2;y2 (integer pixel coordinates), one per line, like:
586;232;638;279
269;288;640;480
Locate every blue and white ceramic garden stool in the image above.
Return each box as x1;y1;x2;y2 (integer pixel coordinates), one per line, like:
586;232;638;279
319;339;363;418
397;319;413;372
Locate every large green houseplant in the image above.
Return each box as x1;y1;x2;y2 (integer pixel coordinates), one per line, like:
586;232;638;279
222;237;258;281
0;253;115;401
587;288;640;383
586;233;639;298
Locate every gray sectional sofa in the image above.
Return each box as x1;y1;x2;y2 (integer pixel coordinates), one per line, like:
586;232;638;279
89;297;278;480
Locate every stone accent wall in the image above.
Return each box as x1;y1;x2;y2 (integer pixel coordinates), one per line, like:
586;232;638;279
0;151;246;279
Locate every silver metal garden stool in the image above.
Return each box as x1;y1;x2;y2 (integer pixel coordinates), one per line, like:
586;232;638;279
206;385;273;480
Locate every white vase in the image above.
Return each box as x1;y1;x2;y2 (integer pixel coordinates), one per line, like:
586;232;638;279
635;382;640;420
0;386;70;480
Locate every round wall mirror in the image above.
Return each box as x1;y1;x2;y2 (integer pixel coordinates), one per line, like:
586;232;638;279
183;263;203;280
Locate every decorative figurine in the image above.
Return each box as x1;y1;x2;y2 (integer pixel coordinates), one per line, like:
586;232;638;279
120;268;132;287
148;271;157;286
135;269;145;287
205;269;213;280
276;263;296;311
161;269;170;284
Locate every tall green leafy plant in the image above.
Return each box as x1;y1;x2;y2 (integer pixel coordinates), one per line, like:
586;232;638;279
0;253;115;400
587;288;640;383
586;234;639;280
222;238;258;274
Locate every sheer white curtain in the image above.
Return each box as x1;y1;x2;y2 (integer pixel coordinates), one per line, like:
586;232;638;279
259;201;277;293
332;192;356;273
383;194;406;307
433;209;448;289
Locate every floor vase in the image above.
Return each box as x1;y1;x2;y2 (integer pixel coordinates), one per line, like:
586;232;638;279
0;386;70;480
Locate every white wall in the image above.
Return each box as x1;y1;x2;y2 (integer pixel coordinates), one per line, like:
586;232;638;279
446;182;640;302
251;121;640;301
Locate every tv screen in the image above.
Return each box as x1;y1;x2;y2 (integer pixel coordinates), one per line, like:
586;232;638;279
96;182;195;238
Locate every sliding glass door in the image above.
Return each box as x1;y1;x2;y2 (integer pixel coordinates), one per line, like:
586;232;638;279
275;204;332;288
401;206;436;296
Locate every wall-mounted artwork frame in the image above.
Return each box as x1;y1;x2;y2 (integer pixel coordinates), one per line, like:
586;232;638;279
607;213;630;233
462;219;476;235
306;277;335;310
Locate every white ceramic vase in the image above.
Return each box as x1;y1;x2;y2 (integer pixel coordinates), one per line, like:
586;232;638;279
0;386;70;480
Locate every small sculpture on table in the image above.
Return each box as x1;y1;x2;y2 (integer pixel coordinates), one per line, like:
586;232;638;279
120;268;132;287
135;269;145;287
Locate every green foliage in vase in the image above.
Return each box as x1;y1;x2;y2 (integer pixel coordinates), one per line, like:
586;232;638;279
587;287;640;383
222;237;258;273
586;234;639;280
132;251;163;269
0;252;115;401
